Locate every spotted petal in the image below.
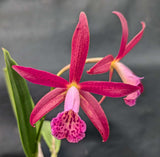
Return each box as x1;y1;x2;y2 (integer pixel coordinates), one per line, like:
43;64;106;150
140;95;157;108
69;12;90;83
12;65;68;88
30;88;66;126
51;110;86;143
80;81;140;97
80;90;109;142
87;55;114;75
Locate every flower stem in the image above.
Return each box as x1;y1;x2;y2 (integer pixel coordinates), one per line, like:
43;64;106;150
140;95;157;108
57;57;103;76
36;117;45;142
98;96;106;104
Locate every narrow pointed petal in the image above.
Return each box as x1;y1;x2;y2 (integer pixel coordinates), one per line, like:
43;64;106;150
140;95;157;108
113;11;128;60
80;81;140;98
51;110;86;143
80;90;109;142
30;88;66;126
123;22;146;58
69;12;90;83
64;86;80;113
87;55;114;75
12;65;68;88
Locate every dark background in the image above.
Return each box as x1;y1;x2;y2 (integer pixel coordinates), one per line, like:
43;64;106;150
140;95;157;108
0;0;160;157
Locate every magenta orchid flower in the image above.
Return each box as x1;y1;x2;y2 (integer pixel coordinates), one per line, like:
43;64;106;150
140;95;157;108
87;11;146;106
12;12;139;143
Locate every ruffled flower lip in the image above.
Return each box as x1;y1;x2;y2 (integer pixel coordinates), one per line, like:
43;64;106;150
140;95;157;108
51;110;86;143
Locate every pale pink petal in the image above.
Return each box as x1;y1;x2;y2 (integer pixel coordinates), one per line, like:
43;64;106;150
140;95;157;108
69;12;90;83
51;110;86;143
113;11;128;60
87;55;114;74
12;65;68;88
124;90;141;106
80;90;109;142
30;88;66;126
123;22;146;58
80;81;140;98
114;62;144;106
64;86;80;113
113;62;144;86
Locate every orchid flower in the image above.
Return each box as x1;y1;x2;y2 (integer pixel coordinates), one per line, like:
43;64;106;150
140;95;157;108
12;12;139;143
87;11;145;106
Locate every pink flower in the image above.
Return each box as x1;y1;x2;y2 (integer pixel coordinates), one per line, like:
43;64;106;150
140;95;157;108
87;11;145;106
12;12;139;143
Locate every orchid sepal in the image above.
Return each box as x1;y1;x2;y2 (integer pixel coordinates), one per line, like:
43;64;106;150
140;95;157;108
80;81;140;98
122;21;146;59
12;65;69;88
80;90;109;142
87;55;114;75
113;11;128;60
30;88;66;127
69;12;90;83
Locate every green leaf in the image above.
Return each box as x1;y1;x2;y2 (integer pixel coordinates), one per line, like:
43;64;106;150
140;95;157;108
3;48;38;157
41;121;61;157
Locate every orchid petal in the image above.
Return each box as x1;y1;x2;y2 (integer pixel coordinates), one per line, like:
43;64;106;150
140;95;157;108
80;81;139;98
80;90;109;142
123;22;146;58
113;62;144;86
69;12;90;83
51;110;86;143
12;65;68;88
87;55;114;75
30;88;66;126
113;11;128;60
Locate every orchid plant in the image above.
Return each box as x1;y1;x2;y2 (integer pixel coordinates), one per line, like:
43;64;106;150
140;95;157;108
3;11;145;157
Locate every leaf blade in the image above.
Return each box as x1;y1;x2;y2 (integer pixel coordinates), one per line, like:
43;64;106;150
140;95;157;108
3;48;38;157
41;120;61;157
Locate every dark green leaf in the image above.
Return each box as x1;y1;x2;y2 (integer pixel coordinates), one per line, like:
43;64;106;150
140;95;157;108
3;48;38;157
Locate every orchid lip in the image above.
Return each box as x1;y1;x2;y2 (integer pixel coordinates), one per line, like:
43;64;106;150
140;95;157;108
51;110;86;143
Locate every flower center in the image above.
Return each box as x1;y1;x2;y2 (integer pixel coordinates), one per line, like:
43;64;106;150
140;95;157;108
110;59;118;69
67;82;80;90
